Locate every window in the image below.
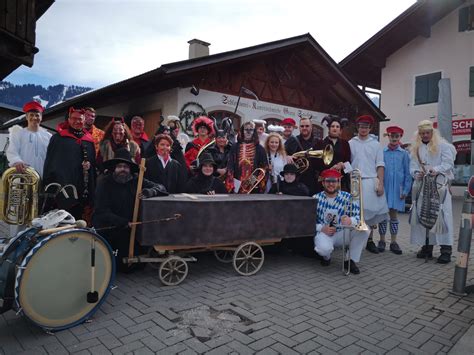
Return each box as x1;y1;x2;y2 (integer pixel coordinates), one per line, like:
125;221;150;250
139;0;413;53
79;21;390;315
459;5;474;32
470;67;474;97
414;72;441;105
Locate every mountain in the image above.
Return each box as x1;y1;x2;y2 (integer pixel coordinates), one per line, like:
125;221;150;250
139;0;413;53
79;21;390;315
0;81;92;109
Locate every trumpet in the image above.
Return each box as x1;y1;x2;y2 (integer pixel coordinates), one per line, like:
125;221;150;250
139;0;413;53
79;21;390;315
348;169;369;232
240;168;266;194
292;145;334;173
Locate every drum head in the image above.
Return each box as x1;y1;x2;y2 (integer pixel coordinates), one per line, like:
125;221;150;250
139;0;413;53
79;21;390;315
15;229;114;331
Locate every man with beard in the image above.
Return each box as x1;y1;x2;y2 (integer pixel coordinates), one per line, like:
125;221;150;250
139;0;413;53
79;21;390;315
145;134;187;193
313;169;369;274
93;148;167;272
130;116;149;153
225;121;267;193
83;107;104;154
43;107;96;220
315;116;351;191
285;117;323;195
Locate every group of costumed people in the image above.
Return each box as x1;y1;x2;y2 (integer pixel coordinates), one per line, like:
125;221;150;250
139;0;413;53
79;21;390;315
4;100;457;273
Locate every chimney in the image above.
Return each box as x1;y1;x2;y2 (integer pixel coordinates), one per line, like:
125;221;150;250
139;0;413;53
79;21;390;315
188;39;210;59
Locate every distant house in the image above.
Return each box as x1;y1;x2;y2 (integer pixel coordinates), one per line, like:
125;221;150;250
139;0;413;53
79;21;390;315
0;0;54;79
41;34;385;141
341;0;472;185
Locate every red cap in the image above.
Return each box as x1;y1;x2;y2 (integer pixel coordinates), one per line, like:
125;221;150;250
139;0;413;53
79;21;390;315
320;169;342;180
23;101;44;113
356;115;375;125
281;118;296;126
386;126;404;135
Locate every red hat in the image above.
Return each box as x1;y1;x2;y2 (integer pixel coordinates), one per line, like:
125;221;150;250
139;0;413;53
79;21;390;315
356;115;374;125
386;126;404;136
68;107;85;116
281;118;296;126
23;101;44;113
320;169;342;180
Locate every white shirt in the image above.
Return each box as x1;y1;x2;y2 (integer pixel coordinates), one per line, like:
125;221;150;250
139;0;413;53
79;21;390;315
7;125;52;178
409;141;456;181
268;152;286;182
349;134;384;178
158;154;171;168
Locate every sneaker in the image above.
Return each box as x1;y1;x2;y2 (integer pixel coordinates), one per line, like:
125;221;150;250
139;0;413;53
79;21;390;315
390;242;402;255
416;245;433;259
377;241;386;252
320;258;331;266
437;253;451;264
366;241;379;254
344;260;360;274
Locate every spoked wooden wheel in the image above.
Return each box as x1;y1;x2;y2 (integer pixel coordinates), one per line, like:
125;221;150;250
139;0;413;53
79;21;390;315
214;250;234;263
233;242;264;276
159;256;188;286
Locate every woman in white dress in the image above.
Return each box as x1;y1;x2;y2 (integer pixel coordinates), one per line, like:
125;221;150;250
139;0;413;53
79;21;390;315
264;133;290;192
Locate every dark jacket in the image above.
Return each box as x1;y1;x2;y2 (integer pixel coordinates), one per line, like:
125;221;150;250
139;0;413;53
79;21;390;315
269;180;310;196
144;155;187;193
315;136;351;191
184;174;227;194
284;134;323;196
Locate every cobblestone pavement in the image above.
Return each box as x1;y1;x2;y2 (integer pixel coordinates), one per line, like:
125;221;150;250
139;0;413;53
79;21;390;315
1;196;473;354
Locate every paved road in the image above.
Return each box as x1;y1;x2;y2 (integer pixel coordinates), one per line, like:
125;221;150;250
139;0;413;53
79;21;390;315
1;196;473;354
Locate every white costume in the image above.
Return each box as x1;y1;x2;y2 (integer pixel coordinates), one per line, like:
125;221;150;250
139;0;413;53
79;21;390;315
409;141;456;246
6;125;51;178
266;152;286;190
349;134;389;225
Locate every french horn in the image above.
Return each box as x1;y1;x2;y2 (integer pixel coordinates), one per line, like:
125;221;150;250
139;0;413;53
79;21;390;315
0;167;40;225
292;144;334;173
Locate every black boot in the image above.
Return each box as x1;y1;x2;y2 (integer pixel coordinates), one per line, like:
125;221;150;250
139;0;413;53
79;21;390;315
366;240;379;254
437;245;452;264
344;260;360;274
416;245;433;259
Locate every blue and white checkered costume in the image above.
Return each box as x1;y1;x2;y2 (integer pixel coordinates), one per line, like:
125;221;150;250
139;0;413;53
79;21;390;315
315;191;360;232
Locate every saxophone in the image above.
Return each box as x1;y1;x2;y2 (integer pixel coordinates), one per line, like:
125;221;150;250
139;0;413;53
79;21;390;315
0;167;40;225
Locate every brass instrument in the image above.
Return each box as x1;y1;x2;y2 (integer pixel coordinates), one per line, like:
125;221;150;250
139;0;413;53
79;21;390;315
239;168;266;194
0;167;40;225
348;169;369;232
190;139;216;172
292;145;334;173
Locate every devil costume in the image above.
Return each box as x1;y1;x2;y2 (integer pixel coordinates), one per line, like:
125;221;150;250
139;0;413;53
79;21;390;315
43;121;97;219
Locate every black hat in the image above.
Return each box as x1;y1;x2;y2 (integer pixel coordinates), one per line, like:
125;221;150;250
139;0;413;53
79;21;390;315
216;129;227;138
280;163;298;176
198;153;217;168
103;148;139;173
155;124;170;135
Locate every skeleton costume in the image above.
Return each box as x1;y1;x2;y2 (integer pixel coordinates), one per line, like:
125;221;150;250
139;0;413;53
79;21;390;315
409;120;456;262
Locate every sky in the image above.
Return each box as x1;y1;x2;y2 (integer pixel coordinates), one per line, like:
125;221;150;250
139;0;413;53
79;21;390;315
5;0;416;90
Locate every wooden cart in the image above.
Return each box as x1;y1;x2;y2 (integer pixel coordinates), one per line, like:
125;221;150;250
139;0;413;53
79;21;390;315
127;194;316;285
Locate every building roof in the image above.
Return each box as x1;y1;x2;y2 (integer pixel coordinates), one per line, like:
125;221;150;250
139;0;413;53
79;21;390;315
0;102;22;113
40;33;385;123
340;0;466;89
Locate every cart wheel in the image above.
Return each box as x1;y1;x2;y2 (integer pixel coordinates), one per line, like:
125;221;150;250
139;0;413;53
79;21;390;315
159;256;188;286
214;250;234;263
147;247;161;270
233;242;264;276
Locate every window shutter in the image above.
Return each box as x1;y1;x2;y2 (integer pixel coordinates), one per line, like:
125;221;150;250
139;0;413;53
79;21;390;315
470;67;474;97
415;76;428;105
459;6;469;32
427;72;441;103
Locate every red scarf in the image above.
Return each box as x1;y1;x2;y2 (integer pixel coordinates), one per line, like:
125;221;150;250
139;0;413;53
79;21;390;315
56;121;95;144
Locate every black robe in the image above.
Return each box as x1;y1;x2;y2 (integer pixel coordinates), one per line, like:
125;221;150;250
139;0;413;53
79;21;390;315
269;180;310;196
208;143;232;169
184;174;227;194
92;173;167;272
143;138;187;173
315;136;351;192
284;134;323;196
43;128;96;218
144;155;187;193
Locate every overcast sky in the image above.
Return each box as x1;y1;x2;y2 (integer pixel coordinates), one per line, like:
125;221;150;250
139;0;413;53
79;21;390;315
5;0;415;89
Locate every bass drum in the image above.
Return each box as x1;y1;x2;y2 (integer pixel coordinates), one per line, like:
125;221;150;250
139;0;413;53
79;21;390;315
14;228;115;331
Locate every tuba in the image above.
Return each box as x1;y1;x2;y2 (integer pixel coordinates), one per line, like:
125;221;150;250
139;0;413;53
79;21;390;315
348;169;369;231
0;167;40;225
239;168;266;194
292;145;334;173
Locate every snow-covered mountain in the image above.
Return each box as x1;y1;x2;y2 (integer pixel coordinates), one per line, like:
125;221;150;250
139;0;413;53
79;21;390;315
0;81;92;109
